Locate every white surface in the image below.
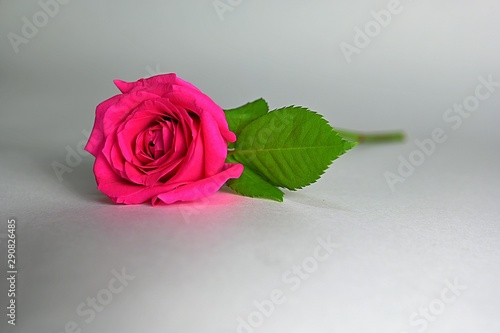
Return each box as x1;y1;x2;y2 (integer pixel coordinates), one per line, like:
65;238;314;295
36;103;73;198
1;1;500;332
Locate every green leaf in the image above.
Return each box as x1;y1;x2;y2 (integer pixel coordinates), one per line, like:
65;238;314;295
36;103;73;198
231;106;357;190
225;156;284;202
224;99;269;148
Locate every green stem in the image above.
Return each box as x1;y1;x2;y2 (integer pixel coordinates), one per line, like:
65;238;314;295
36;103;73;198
335;128;405;144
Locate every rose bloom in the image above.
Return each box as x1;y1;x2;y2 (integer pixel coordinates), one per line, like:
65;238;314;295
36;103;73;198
85;74;243;205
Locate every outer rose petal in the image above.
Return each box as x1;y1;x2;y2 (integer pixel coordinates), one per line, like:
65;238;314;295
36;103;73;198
114;73;236;143
199;110;228;176
94;152;180;204
114;73;202;95
114;73;179;93
94;152;243;205
85;95;121;156
152;163;244;205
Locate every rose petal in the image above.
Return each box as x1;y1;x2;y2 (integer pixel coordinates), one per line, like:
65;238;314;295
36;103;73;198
166;116;205;184
101;90;161;138
94;152;182;204
85;94;122;156
152;163;244;205
166;86;236;143
114;74;178;94
117;116;156;163
199;110;227;177
102;138;127;179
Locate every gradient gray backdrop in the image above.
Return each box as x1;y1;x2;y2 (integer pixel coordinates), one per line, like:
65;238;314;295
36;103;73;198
1;1;499;332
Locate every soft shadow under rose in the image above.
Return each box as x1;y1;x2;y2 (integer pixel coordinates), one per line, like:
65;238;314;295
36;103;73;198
85;74;243;205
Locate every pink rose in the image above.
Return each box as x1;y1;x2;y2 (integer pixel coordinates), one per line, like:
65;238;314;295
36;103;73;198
85;73;243;205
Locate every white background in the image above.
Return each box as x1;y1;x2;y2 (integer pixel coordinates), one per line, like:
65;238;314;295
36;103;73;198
1;1;499;332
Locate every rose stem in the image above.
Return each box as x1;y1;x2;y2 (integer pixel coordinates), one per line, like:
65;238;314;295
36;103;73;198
334;128;405;144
